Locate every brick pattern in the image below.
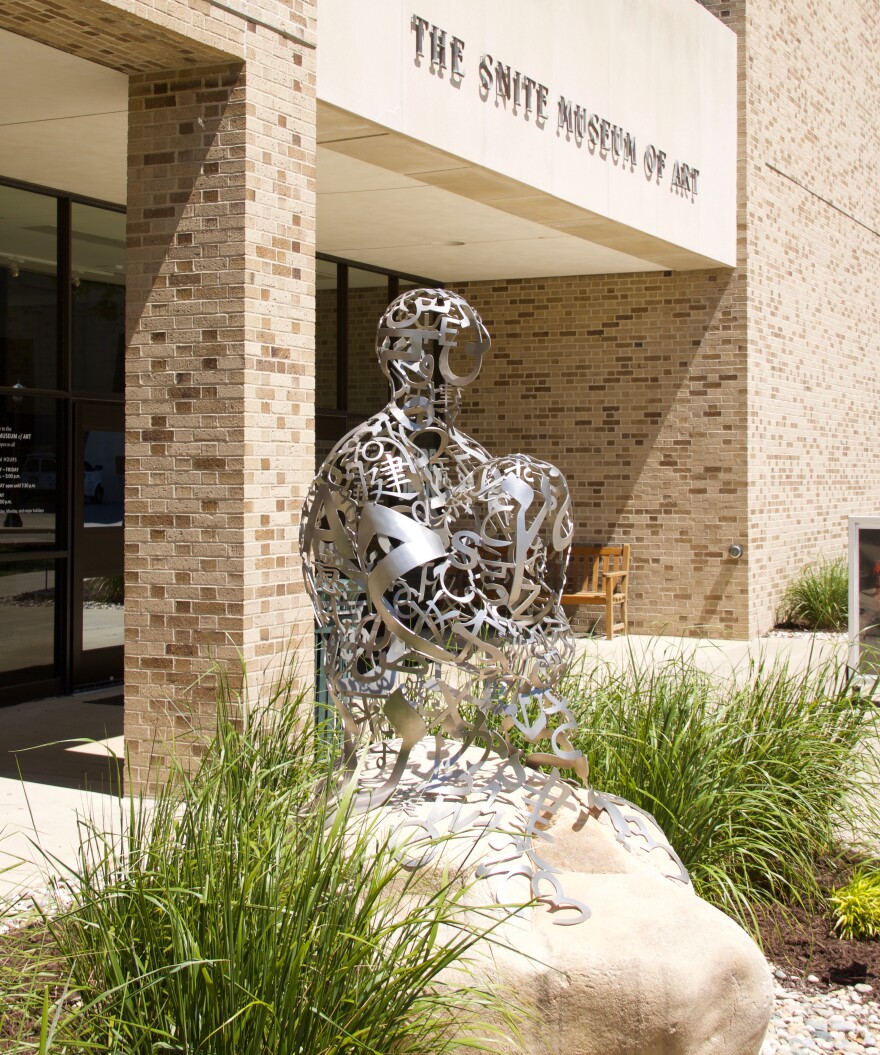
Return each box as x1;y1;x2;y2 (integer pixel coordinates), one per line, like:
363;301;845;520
0;0;236;73
316;264;752;638
346;282;393;419
123;2;316;785
741;0;880;633
697;0;880;634
457;271;750;638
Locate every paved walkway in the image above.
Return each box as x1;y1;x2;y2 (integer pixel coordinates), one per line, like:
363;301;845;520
574;630;849;681
0;633;852;909
1;688;124;907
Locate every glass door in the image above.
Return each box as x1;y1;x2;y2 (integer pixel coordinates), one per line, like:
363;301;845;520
71;401;123;688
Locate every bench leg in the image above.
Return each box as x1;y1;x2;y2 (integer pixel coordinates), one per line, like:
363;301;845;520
605;585;615;640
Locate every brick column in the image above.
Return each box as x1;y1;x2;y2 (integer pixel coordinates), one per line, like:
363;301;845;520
124;33;316;784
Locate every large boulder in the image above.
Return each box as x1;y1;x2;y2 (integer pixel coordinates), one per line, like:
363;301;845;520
357;738;774;1055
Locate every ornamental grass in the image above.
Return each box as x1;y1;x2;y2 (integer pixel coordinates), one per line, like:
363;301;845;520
26;672;519;1055
564;649;880;927
777;555;849;631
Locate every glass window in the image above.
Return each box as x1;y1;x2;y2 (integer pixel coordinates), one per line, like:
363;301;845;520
347;268;391;421
0;559;56;680
316;258;338;411
315;259;343;467
82;427;124;527
82;573;124;652
856;528;880;678
0;393;61;552
71;204;125;395
0;186;58;391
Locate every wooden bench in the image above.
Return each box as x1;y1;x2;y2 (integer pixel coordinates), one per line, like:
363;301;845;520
559;544;630;639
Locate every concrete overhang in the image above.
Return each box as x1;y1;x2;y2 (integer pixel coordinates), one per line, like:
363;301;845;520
0;29;128;205
1;0;737;285
318;0;738;281
318;101;727;282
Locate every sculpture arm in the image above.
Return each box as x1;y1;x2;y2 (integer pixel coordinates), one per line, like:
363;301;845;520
355;453;574;672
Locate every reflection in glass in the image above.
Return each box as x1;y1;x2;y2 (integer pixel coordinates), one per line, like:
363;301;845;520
347;268;391;421
0;186;58;390
82;574;124;652
0;560;55;676
315;259;341;468
316;258;338;411
0;393;60;551
82;429;124;527
856;528;880;677
72;204;125;395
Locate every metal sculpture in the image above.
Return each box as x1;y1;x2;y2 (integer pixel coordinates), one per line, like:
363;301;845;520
301;288;687;924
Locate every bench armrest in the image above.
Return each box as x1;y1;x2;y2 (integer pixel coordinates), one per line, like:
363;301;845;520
603;570;628;599
603;570;628;584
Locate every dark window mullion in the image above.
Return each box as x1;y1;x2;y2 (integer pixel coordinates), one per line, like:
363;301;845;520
57;198;71;392
336;264;348;413
57;197;73;690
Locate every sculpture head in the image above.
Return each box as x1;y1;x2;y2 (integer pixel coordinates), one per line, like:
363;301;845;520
376;288;491;408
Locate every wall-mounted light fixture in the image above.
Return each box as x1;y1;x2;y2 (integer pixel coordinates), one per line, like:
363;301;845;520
728;544;744;559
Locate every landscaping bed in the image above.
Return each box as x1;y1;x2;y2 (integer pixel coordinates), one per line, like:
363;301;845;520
3;638;879;1051
757;855;880;993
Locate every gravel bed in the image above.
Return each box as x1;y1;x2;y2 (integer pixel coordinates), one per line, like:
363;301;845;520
764;628;848;642
763;969;880;1054
0;881;75;934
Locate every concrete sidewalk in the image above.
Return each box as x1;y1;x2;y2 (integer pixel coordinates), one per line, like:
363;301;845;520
1;688;125;908
574;630;848;681
0;633;852;909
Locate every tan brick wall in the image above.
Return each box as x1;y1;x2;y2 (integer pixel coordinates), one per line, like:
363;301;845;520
739;0;880;633
0;0;317;779
119;3;316;784
456;271;750;638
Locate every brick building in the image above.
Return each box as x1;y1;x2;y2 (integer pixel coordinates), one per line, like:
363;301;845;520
0;0;876;776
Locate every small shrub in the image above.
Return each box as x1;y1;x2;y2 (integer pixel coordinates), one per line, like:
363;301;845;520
39;677;519;1054
777;555;848;631
829;868;880;940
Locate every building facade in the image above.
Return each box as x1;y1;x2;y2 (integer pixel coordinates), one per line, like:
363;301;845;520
0;0;877;779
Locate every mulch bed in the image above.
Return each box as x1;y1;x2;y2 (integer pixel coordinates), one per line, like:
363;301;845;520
0;921;69;1051
756;901;880;991
754;856;880;992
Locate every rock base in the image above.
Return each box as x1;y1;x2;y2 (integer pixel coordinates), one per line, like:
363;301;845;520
358;738;774;1055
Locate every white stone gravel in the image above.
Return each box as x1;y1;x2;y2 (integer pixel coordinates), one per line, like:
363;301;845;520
0;880;75;934
763;969;880;1055
764;629;848;642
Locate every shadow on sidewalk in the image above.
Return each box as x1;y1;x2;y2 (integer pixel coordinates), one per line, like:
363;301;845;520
0;692;123;796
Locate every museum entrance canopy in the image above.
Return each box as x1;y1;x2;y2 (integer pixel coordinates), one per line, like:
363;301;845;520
0;0;736;281
317;0;737;280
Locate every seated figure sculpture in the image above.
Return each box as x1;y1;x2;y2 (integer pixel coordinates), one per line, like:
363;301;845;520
301;288;685;925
